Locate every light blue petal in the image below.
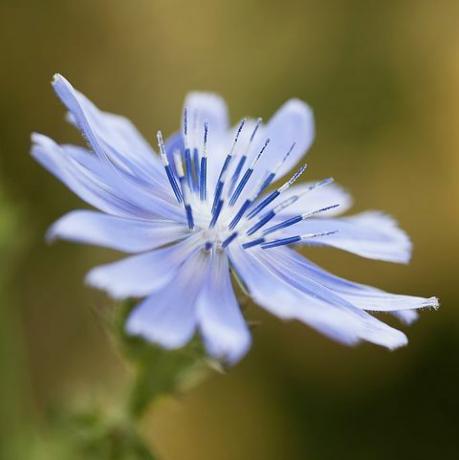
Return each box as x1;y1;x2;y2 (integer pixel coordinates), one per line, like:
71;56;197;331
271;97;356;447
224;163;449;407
391;310;419;325
53;74;167;189
183;92;229;146
196;252;251;364
31;134;183;221
247;99;314;182
86;235;200;299
279;211;413;263
126;250;210;349
48;210;188;253
265;247;439;312
32;134;137;217
229;245;408;349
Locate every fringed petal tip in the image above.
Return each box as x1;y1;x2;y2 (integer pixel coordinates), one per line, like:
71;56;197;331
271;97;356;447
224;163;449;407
303;210;413;264
51;73;70;90
425;296;440;310
361;211;413;264
51;73;63;84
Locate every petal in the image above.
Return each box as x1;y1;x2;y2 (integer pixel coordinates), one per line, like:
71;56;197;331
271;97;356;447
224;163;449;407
86;235;200;299
48;210;188;253
228;245;408;349
196;252;251;364
31;134;183;221
391;310;419;325
279;211;413;263
276;181;353;217
53;74;167;188
252;99;315;180
183;91;229;147
126;250;210;349
31;134;136;217
267;246;439;313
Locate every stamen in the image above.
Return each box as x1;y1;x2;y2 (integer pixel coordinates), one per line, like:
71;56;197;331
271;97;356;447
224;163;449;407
241;237;266;249
182;108;197;191
193;147;200;191
174;151;194;229
278;163;308;193
244;177;336;236
212;119;246;212
246;163;307;219
156;131;182;203
228;118;262;195
261;231;337;249
184;147;194;190
246;210;276;236
246;193;304;236
229;119;246;156
228;138;270;206
209;199;224;228
199;122;208;201
260;235;301;249
221;231;238;248
262;204;340;236
257;142;296;196
228;198;252;230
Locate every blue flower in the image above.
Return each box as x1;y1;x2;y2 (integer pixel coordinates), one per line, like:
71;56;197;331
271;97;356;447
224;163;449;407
32;74;438;364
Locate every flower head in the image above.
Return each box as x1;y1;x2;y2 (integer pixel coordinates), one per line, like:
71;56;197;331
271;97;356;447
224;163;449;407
32;74;438;364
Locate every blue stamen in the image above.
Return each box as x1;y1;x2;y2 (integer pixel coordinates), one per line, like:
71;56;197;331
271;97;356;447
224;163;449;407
242;237;265;249
246;210;275;236
229;199;252;230
261;235;302;249
164;164;183;203
228;118;261;195
229;168;253;205
211;120;246;211
193;147;200;191
221;231;238;248
212;179;225;213
185;205;194;229
184;148;194;191
228;155;247;196
247;163;307;219
263;214;303;235
228;138;270;207
263;204;340;236
174;151;195;230
247;190;280;219
209;199;224;228
200;157;207;201
156;131;183;203
200;122;209;201
257;171;276;196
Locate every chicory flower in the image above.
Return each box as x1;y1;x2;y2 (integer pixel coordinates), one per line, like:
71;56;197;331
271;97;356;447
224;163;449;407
32;75;438;364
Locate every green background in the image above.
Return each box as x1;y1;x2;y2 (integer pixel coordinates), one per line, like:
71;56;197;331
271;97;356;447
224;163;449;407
0;1;458;458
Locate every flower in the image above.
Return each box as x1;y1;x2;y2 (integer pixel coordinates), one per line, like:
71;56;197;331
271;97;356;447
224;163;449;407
32;74;438;364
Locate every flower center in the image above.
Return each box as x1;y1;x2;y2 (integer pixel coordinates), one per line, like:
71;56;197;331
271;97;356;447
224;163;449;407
156;115;339;252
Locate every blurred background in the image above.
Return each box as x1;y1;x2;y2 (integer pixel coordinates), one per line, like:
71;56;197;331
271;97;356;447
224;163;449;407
1;0;458;458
